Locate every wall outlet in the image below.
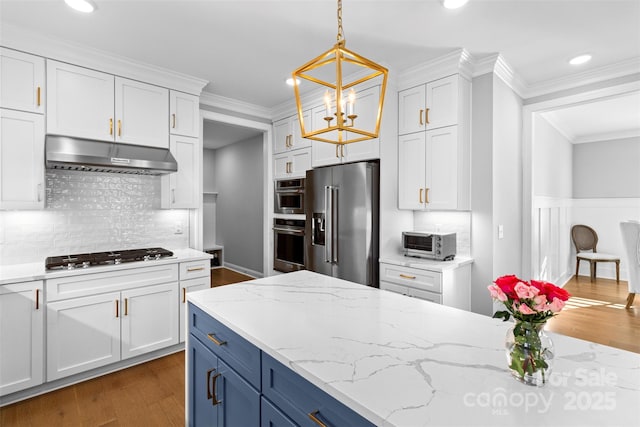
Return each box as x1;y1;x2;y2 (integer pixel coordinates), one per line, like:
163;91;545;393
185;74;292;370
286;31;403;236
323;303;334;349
498;224;504;239
174;222;183;234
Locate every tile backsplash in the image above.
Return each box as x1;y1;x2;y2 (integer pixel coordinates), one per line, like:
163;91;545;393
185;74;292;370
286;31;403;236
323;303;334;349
0;170;190;265
413;211;471;256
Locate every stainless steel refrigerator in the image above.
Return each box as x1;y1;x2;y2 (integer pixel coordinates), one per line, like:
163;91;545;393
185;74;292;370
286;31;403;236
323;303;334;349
305;161;379;287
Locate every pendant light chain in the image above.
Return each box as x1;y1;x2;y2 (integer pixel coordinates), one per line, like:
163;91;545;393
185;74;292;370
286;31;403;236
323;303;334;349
336;0;345;44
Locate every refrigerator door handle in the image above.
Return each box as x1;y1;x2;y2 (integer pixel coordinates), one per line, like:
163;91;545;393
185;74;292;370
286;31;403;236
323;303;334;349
324;185;332;263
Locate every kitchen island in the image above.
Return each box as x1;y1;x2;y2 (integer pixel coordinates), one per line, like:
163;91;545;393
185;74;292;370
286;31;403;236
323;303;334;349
187;270;639;426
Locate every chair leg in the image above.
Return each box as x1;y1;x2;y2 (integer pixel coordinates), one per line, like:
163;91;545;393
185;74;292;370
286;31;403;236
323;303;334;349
590;261;595;282
626;293;636;309
575;258;580;278
615;261;620;283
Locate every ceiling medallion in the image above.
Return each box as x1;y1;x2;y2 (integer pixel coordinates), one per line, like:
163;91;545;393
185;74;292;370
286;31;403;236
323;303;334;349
291;0;388;145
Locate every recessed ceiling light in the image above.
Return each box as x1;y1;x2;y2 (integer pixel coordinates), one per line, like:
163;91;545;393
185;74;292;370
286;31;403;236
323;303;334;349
442;0;469;9
65;0;96;13
569;54;592;66
285;77;301;87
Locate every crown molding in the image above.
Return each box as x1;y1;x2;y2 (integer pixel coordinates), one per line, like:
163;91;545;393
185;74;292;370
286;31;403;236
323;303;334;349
199;91;273;120
523;57;640;99
1;23;208;95
573;129;640;144
397;49;474;90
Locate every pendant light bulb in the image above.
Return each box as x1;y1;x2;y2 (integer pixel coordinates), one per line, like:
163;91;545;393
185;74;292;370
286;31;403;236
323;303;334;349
65;0;96;13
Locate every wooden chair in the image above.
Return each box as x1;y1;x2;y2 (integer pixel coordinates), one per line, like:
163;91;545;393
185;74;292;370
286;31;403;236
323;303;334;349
571;224;620;282
620;221;640;309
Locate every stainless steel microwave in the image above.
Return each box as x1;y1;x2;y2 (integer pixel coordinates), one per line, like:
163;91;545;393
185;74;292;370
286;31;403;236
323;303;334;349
402;231;456;261
274;178;305;214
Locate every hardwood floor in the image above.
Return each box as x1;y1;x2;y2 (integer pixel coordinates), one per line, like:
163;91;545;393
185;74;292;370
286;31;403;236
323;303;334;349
210;267;254;287
3;272;636;426
0;351;185;427
545;275;640;353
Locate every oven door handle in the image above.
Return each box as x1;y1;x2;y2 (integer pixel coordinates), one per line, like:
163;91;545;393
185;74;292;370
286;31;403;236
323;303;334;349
273;227;305;235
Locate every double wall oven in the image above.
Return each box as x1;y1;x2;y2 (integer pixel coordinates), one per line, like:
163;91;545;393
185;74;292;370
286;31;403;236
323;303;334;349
273;177;306;272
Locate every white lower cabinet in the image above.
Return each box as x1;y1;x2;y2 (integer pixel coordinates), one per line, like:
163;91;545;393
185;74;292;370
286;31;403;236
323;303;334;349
379;261;471;310
178;259;211;343
46;264;179;381
0;281;43;396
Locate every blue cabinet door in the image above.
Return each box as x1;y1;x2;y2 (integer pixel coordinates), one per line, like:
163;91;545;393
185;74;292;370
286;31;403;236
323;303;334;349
218;359;260;426
261;396;297;427
188;335;219;427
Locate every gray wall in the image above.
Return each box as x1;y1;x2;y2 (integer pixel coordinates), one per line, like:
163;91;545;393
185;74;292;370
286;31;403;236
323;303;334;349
534;117;573;198
214;135;264;274
470;73;494;316
470;73;523;316
573;137;640;198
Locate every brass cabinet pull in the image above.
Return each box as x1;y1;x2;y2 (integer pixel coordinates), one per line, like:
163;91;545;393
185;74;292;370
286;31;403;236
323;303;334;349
37;183;42;202
171;188;176;204
182;288;186;303
419;109;424;125
289;134;293;147
400;273;416;279
425;107;430;124
37;86;41;106
206;368;222;405
124;298;128;316
35;289;40;310
117;119;122;136
109;118;113;135
207;333;227;346
187;267;205;272
115;300;119;318
425;187;430;204
335;144;340;158
210;372;222;406
308;410;328;427
340;144;344;158
419;188;424;204
172;113;176;129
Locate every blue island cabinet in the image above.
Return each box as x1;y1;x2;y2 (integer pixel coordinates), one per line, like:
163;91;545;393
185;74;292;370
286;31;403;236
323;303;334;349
188;303;374;427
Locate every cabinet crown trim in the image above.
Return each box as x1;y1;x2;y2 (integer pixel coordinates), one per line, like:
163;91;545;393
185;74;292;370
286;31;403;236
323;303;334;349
2;24;208;96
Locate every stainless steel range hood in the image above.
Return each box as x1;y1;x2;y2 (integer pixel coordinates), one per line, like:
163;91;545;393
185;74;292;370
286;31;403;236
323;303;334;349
45;135;178;175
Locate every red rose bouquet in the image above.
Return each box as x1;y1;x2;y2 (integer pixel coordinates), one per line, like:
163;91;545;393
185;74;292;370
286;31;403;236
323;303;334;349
488;275;571;386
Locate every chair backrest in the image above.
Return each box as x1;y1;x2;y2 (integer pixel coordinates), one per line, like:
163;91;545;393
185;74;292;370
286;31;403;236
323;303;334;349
571;224;598;253
620;221;640;292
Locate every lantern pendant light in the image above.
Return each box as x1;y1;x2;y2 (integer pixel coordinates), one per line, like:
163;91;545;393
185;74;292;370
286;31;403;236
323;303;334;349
291;0;388;145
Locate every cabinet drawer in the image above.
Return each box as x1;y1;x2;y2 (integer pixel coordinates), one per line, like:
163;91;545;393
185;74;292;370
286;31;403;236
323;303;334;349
180;259;210;280
262;353;374;427
189;303;261;390
380;264;442;293
261;396;296;427
46;264;179;301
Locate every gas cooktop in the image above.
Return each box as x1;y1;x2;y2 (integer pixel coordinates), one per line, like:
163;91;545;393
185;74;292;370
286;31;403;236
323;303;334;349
45;247;174;270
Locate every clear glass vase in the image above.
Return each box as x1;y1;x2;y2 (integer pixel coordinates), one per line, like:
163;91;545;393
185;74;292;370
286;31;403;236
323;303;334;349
505;321;554;386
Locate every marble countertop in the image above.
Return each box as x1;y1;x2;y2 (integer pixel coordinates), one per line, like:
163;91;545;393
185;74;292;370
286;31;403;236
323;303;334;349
380;253;474;271
188;270;639;427
0;248;211;285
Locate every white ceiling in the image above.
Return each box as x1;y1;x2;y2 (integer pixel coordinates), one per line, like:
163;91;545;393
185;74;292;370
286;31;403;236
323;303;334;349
1;0;639;143
203;120;263;149
541;91;640;144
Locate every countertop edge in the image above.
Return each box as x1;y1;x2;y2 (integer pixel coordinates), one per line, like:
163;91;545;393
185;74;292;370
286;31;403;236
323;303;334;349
0;248;212;285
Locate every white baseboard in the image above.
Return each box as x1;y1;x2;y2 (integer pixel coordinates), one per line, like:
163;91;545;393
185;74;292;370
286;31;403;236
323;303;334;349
223;262;263;279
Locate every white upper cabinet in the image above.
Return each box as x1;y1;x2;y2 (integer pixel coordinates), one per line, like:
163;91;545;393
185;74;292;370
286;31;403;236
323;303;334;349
273;111;311;154
47;60;170;148
0;48;45;114
47;60;114;141
398;74;459;135
0;109;45;210
170;90;200;138
115;77;169;148
162;135;199;208
398;126;461;210
273;147;311;179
